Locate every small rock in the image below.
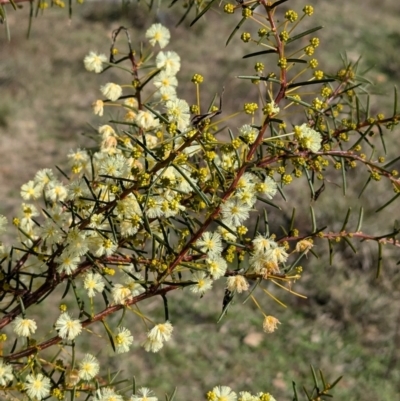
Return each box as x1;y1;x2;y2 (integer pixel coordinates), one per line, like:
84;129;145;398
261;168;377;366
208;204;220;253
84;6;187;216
243;332;263;347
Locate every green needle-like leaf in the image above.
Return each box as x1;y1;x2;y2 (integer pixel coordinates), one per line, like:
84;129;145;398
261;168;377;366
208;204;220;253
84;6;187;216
224;241;247;249
292;381;299;401
286;95;312;108
375;193;400;213
143;103;169;124
3;6;10;41
228;128;241;166
289;208;296;232
214;219;237;237
308;247;320;259
383;154;400;168
138;69;162;90
10;338;18;355
167;387;178;401
329;375;343;388
162;280;198;287
175;0;193;26
287;58;308;64
343;236;357;253
242;49;277;59
287;78;335;89
226;17;246;46
132;376;136;395
18;297;26;316
377;124;387;154
276;185;287;201
162;294;169;321
190;0;217;27
335;83;362;97
287;249;308;273
358;176;371;198
238;75;281;84
352;124;374;150
303;167;315;199
303;386;312;401
101;320;116;352
340;208;351;232
217;290;235;323
341;158;347;196
269;0;290;9
376;242;383;278
356;207;364;232
264;209;270;237
226;3;257;45
211;160;226;187
9;0;17;10
173;163;210;206
117;308;126;329
286;26;323;44
310;365;318;388
242;279;262;304
328;239;333;265
356;96;361;125
310;206;316;233
0;5;5;22
256;195;281;210
319;369;327;389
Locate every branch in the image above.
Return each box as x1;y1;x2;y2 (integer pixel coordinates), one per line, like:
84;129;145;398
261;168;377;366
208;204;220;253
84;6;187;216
0;0;33;4
2;284;178;361
280;230;400;248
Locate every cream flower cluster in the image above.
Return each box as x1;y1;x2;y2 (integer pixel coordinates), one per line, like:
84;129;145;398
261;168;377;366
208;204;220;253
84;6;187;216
55;312;82;340
249;234;289;276
95;386;158;401
142;321;173;353
191;231;226;294
115;326;134;354
295;123;322;152
24;373;51;400
84;51;107;73
0;215;7;235
145;23;170;48
12;316;37;337
187;167;280;292
86;23;185;133
111;271;146;305
220;171;278;229
78;353;100;381
206;386;277;401
0;360;13;387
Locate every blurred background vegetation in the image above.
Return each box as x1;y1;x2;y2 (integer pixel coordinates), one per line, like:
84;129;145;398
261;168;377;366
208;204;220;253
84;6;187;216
1;1;400;400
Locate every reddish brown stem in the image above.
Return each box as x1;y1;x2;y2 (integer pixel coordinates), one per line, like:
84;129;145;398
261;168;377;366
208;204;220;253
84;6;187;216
0;0;33;4
3;285;178;361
